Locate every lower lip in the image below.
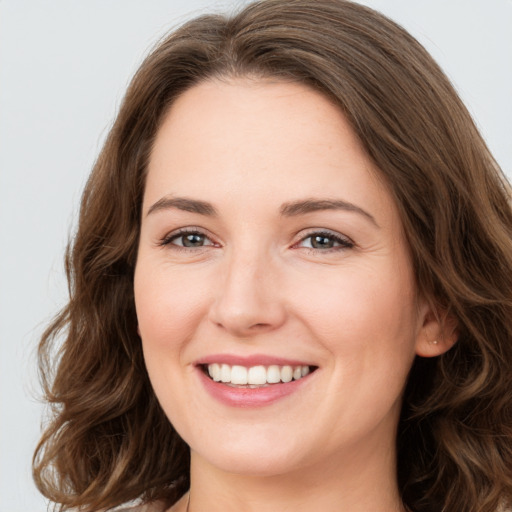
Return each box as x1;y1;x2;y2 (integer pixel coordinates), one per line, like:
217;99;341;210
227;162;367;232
197;368;313;407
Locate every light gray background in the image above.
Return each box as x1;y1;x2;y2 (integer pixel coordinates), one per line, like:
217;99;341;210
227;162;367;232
1;1;511;511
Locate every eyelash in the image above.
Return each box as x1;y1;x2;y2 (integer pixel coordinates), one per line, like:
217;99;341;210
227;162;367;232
159;228;216;251
159;228;355;254
296;230;354;252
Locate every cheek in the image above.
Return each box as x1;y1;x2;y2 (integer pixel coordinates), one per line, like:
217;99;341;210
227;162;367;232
296;262;417;348
134;261;214;425
134;261;213;355
295;259;419;424
298;262;418;422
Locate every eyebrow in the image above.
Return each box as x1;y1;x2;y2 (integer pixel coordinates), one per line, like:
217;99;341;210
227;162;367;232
147;196;218;217
146;195;378;227
280;198;379;227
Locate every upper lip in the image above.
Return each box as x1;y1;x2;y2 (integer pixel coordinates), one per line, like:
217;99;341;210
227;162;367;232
194;353;316;368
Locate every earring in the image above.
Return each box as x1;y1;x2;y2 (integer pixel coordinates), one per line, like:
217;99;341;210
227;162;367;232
431;339;439;345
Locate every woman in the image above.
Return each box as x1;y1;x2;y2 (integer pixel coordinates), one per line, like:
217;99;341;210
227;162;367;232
33;1;512;511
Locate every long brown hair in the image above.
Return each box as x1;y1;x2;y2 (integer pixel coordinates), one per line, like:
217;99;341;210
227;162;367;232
33;1;512;511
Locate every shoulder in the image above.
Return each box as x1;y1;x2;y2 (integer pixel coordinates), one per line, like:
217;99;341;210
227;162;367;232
113;502;167;512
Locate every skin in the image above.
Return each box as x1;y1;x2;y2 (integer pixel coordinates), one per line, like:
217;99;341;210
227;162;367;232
134;79;454;512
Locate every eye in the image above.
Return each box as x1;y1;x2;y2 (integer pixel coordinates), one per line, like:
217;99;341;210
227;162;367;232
297;230;354;251
160;229;216;249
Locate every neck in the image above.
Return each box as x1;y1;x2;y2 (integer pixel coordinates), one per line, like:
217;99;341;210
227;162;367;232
187;434;405;512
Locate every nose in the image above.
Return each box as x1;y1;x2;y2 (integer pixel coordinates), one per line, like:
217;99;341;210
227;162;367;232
208;249;287;338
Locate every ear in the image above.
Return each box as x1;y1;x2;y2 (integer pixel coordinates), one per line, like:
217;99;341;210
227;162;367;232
415;301;458;358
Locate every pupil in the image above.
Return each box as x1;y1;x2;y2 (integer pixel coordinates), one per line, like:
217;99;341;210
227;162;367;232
312;235;333;249
183;234;204;247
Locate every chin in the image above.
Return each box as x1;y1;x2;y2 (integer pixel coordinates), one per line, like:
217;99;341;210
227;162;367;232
188;426;312;477
197;448;305;477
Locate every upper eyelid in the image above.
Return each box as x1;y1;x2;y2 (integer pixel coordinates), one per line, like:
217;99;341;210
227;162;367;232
295;228;354;244
160;227;218;246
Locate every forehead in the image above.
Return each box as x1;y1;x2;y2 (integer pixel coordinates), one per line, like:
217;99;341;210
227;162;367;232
150;78;365;173
145;79;395;225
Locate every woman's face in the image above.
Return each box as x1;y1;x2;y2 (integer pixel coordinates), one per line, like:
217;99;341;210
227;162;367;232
135;79;439;477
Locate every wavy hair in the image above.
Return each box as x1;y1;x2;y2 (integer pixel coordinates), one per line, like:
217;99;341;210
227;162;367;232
33;1;512;511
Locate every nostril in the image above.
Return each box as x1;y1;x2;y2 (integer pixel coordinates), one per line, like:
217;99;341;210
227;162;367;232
250;323;270;329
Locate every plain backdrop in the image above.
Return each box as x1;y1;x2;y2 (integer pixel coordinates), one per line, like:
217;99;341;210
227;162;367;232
1;1;511;510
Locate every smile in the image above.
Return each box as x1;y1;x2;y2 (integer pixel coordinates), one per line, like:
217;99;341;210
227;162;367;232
196;357;318;407
204;363;312;386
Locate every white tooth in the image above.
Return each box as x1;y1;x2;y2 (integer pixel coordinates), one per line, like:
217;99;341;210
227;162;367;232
231;365;248;385
301;365;310;377
281;365;293;383
293;366;302;380
210;363;221;382
248;365;267;385
220;364;231;383
267;365;281;384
